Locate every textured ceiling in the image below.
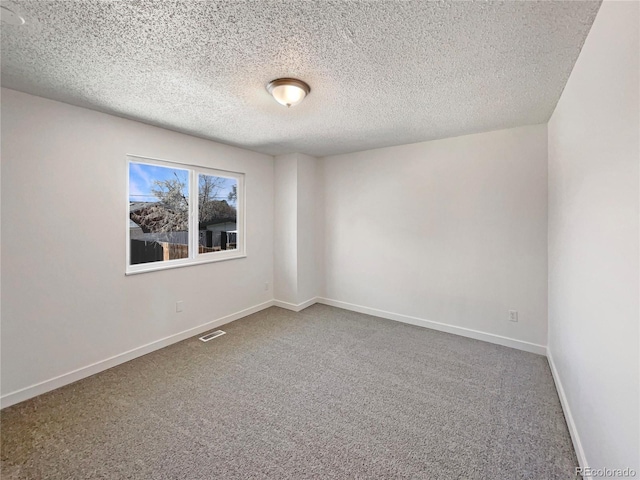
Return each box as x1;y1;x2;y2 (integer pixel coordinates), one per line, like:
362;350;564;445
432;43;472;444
1;0;601;157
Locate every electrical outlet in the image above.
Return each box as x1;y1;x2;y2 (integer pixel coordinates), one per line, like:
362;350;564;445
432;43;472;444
264;282;269;291
509;310;518;322
176;301;184;313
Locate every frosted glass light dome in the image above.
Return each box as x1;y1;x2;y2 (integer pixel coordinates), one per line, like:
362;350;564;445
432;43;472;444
267;78;311;108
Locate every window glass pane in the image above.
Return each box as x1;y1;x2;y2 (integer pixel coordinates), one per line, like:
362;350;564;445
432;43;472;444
127;156;244;274
198;174;238;254
129;162;189;265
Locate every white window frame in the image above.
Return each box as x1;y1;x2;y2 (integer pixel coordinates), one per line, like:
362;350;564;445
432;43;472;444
126;154;246;275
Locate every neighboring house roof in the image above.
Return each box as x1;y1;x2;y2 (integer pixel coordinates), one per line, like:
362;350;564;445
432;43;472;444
130;202;156;213
205;218;236;226
130;200;236;231
132;231;189;245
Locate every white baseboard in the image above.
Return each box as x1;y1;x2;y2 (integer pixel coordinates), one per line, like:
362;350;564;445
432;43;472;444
316;297;547;356
547;349;590;477
1;296;548;409
0;300;275;409
273;297;318;312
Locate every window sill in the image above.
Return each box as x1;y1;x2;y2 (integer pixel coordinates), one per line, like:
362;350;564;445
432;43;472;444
125;253;246;276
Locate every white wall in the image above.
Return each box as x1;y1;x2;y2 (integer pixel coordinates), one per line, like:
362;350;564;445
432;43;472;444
273;153;320;307
296;153;320;303
320;124;548;350
547;0;639;474
1;88;275;404
274;154;298;304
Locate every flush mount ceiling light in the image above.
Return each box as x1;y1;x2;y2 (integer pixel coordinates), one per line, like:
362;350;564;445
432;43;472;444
266;78;310;108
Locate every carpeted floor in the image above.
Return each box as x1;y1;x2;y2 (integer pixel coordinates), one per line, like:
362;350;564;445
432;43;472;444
1;305;578;479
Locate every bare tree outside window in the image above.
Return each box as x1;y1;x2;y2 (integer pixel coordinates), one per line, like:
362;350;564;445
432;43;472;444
129;164;190;264
128;160;242;271
198;174;237;252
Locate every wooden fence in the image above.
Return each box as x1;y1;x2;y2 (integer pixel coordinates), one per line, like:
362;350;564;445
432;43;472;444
159;243;221;260
130;240;163;264
131;240;221;264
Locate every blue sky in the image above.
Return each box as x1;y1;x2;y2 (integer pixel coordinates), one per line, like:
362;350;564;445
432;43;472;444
129;162;237;206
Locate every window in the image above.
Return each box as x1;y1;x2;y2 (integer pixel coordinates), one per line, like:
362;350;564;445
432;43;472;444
127;155;244;274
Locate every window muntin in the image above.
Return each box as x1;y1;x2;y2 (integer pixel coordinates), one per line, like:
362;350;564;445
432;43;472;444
127;156;244;274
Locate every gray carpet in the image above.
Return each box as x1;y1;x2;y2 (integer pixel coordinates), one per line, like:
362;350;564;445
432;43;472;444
1;305;578;479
